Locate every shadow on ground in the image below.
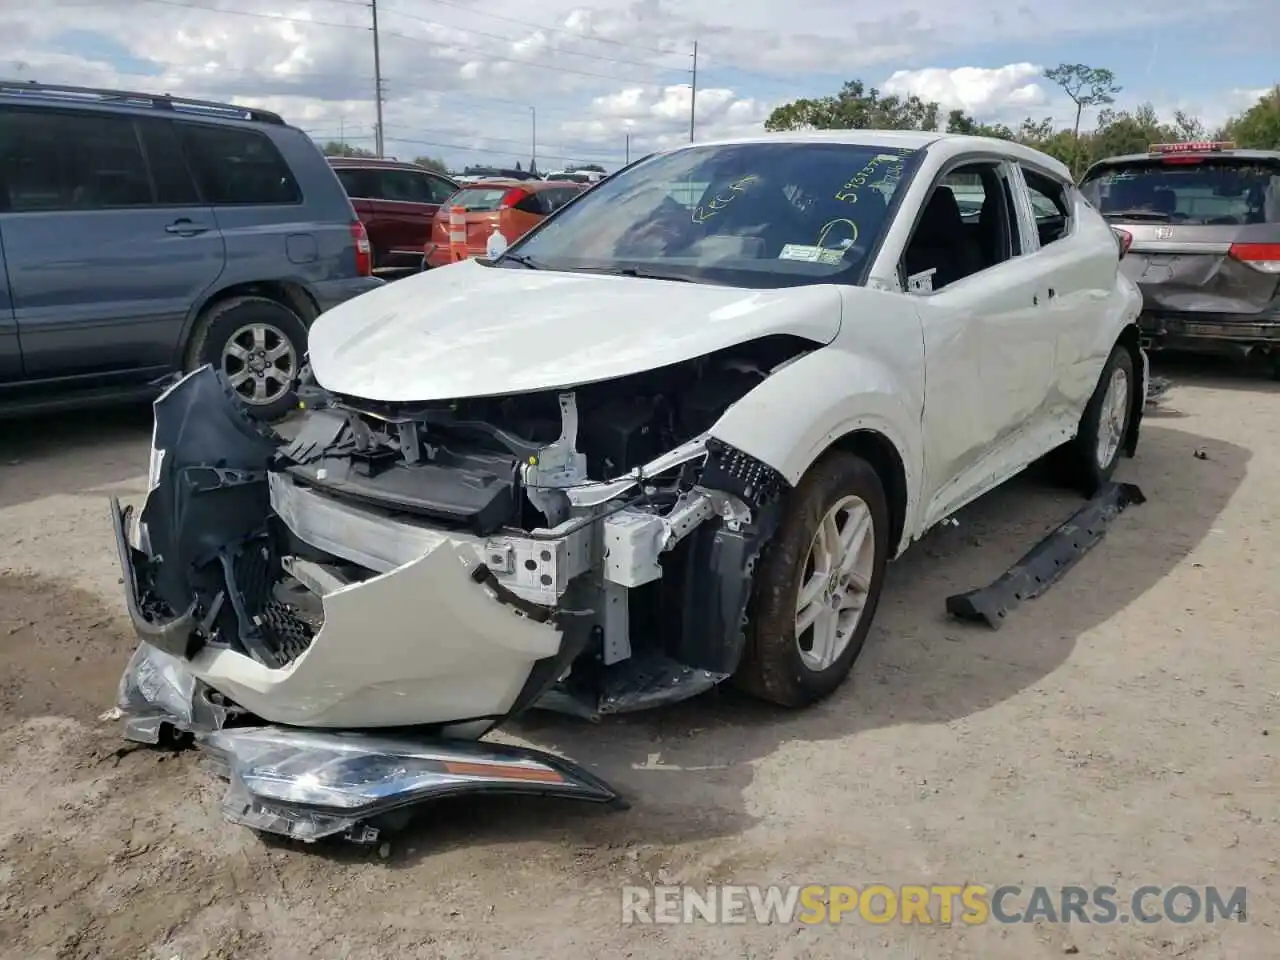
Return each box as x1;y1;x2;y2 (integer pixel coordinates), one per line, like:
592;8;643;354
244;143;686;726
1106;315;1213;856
0;404;153;510
364;421;1249;864
1149;351;1280;395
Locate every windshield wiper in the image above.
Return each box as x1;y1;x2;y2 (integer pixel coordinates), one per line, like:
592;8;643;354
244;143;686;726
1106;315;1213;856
498;253;543;269
586;266;695;282
1103;209;1173;223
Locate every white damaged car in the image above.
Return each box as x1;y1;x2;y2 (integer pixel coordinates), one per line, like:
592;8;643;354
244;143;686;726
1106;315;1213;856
112;130;1146;841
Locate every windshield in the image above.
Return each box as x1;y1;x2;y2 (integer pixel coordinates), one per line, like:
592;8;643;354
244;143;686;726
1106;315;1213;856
502;141;924;287
1080;157;1280;225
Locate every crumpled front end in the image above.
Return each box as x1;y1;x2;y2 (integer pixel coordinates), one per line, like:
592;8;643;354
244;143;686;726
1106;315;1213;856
113;366;566;732
112;338;803;838
111;366;630;840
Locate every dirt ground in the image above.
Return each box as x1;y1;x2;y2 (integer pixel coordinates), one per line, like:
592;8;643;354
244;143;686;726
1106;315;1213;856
0;358;1275;959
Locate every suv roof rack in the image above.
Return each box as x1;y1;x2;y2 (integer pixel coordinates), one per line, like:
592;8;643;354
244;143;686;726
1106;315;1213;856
0;80;286;125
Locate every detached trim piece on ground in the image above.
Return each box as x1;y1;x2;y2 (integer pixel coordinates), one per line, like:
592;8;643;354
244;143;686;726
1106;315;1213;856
945;481;1148;629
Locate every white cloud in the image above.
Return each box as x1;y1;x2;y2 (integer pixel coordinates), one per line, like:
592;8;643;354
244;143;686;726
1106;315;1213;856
2;1;1272;171
882;64;1049;121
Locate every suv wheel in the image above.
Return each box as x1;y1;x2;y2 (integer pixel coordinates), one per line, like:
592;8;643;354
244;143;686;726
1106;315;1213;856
186;296;308;421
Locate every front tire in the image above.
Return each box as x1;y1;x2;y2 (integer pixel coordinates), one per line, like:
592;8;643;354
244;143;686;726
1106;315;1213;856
1060;344;1136;496
185;296;308;422
734;451;890;708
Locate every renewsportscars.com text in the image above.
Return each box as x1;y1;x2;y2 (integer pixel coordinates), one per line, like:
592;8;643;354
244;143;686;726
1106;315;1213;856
621;884;1247;925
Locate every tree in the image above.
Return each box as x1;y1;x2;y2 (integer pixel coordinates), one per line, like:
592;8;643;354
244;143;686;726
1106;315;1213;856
320;140;375;158
1221;86;1280;149
412;155;449;175
765;80;941;132
1043;64;1122;175
1089;103;1168;160
945;109;1015;139
575;163;607;173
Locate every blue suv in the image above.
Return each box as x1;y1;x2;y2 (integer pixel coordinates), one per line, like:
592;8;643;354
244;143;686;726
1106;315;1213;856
0;81;383;420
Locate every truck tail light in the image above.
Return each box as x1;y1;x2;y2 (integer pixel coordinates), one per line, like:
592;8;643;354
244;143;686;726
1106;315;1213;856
350;221;372;276
1227;242;1280;274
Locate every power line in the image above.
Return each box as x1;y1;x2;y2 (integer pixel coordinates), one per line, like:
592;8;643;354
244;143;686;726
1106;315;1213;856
380;0;679;57
326;131;621;165
379;5;688;73
88;0;688;86
309;123;611;159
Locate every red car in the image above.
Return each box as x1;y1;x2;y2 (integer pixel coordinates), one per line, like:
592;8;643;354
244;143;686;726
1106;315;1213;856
424;179;586;268
328;157;458;277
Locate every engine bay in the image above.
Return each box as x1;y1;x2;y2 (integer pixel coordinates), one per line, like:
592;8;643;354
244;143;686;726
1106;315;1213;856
281;334;812;538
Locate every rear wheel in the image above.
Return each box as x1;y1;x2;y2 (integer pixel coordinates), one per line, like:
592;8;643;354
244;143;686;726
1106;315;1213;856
734;451;889;708
1059;344;1135;495
185;296;308;422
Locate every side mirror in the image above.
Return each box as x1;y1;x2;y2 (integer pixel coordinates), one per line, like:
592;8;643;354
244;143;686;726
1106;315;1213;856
1113;228;1133;261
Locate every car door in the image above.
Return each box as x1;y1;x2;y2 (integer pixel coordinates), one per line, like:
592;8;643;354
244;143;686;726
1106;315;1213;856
0;106;225;380
1012;163;1112;431
0;225;19;382
370;168;445;270
901;159;1055;528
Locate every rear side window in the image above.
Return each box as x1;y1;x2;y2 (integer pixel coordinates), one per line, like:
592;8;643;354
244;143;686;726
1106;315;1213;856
375;169;435;203
136;119;200;206
423;175;456;204
511;190;547;215
1080;158;1280;225
335;167;378;199
179;124;301;205
1020;167;1072;247
544;187;579;213
0;108;152;211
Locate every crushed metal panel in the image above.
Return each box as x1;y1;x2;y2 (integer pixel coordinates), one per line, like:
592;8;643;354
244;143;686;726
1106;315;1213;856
945;481;1147;629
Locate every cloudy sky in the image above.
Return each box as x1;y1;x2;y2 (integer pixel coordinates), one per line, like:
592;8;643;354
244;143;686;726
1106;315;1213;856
4;0;1275;171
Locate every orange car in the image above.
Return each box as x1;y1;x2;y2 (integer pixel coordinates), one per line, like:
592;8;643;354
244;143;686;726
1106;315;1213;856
424;179;586;267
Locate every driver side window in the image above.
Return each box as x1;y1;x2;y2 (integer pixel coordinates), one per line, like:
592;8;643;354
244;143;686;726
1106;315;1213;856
902;162;1018;293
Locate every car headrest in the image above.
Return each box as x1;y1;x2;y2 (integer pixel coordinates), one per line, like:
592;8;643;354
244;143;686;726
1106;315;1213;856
915;186;964;244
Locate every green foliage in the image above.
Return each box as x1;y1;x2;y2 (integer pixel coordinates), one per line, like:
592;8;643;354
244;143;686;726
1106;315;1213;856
765;80;941;132
761;71;1280;180
320;140;375;158
412;155;450;175
1221;86;1280;149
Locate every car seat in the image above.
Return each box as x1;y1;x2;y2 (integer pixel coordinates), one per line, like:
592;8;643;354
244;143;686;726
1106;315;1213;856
904;187;983;289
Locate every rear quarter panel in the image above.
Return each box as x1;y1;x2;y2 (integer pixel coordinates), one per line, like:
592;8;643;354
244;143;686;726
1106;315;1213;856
1055;194;1143;407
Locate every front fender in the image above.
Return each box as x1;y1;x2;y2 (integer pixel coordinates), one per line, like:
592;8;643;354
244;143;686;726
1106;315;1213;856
708;345;924;531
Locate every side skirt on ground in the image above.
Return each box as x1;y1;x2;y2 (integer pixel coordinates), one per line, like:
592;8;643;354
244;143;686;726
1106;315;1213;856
944;481;1147;629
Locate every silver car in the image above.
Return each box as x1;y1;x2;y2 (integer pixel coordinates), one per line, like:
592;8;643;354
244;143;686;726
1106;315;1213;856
1079;141;1280;376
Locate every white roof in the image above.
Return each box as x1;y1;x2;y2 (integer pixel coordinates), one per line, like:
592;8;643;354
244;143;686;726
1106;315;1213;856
655;128;1072;182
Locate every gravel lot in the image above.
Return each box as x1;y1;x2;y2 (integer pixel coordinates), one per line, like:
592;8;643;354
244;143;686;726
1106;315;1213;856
1;359;1276;959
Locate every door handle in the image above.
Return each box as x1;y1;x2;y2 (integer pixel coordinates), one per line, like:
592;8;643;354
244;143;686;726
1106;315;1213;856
165;219;209;236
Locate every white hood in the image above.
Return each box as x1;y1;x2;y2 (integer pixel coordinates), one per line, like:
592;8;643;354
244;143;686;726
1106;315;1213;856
307;259;842;401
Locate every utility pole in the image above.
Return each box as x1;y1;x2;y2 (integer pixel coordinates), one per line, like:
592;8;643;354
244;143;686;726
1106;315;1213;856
370;0;385;157
688;40;698;143
530;105;537;173
625;131;630;164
